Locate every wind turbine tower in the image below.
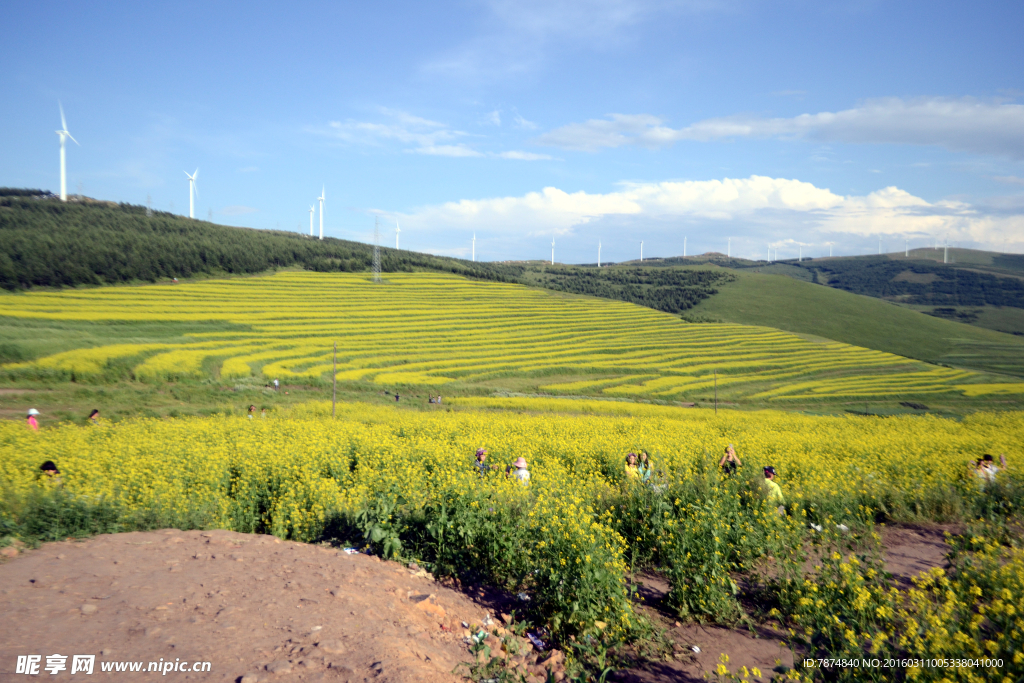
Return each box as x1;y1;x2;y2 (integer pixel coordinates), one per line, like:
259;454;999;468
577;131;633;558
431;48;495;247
598;241;602;267
396;222;401;249
727;238;731;258
767;244;771;262
829;244;833;257
551;238;555;265
184;169;198;218
317;186;325;240
878;237;882;255
55;103;79;202
905;239;909;257
683;237;687;258
309;206;314;236
799;246;802;262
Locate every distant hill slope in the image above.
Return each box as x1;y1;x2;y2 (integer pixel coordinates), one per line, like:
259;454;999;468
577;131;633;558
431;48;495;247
713;249;1024;337
685;268;1024;378
0;190;518;289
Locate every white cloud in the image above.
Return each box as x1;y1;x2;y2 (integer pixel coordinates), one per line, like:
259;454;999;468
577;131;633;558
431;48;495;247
318;108;477;156
392;175;1024;251
537;98;1024;158
497;150;554;160
312;107;558;159
513;110;539;130
993;175;1024;186
414;144;484;158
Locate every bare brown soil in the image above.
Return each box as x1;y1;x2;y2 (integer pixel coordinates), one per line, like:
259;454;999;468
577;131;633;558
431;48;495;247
0;529;560;683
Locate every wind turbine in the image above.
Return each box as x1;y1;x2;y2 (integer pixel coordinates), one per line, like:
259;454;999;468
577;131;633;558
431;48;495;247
551;237;555;265
56;103;79;202
727;237;731;258
317;186;325;240
683;236;687;258
598;241;602;267
184;169;198;218
309;206;315;236
396;222;401;249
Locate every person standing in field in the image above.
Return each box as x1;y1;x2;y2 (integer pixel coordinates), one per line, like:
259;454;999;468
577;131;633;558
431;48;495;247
763;466;785;515
474;448;490;476
637;451;652;483
509;457;530;484
26;409;40;431
273;379;280;392
248;405;256;419
977;453;1008;486
88;409;100;425
624;453;640;481
719;444;742;476
39;460;62;486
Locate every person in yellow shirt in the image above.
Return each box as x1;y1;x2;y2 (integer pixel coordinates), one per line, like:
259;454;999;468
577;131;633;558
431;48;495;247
763;466;785;515
624;452;640;481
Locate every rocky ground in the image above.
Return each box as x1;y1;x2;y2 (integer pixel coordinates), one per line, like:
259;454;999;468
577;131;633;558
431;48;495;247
0;523;953;683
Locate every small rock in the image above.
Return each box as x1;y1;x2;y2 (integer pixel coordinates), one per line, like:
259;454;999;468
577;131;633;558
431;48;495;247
80;604;98;615
408;562;419;570
265;660;292;674
416;600;445;619
56;554;66;560
319;640;346;655
101;649;114;656
145;627;162;637
240;674;260;683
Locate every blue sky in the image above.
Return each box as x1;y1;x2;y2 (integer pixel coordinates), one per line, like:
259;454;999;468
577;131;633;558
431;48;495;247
2;0;1022;262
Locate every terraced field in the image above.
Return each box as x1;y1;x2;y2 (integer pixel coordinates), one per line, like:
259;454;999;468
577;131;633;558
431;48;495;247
1;272;1021;403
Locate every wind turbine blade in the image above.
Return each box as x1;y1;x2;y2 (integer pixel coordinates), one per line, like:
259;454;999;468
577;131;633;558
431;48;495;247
59;102;67;132
67;133;79;146
194;168;199;180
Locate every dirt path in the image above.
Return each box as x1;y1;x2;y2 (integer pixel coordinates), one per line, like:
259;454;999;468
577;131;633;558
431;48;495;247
0;530;505;682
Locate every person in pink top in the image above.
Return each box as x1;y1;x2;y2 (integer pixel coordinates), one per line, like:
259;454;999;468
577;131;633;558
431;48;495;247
26;408;40;431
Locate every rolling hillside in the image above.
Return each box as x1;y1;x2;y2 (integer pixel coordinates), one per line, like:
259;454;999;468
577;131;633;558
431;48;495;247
684;267;1024;378
2;271;1021;410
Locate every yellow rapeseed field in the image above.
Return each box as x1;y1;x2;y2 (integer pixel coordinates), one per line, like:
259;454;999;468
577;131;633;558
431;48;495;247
2;271;1020;401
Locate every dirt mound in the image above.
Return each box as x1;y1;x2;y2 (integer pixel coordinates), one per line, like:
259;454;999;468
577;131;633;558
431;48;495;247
0;529;558;682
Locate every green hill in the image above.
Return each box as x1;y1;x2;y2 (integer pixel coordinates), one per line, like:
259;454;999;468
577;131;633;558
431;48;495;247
0;190;519;289
685;268;1024;378
718;249;1024;337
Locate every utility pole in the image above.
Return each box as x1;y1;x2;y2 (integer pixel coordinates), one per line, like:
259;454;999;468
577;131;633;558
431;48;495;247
714;369;718;415
332;342;337;418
